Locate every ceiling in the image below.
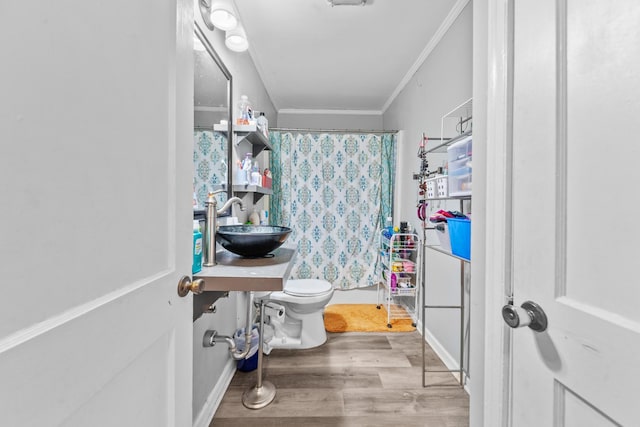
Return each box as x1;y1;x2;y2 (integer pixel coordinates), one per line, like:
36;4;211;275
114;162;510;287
233;0;463;114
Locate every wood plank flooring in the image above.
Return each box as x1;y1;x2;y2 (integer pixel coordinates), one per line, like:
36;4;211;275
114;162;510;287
210;331;469;427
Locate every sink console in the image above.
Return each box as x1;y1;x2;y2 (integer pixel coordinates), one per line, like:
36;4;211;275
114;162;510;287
194;242;297;292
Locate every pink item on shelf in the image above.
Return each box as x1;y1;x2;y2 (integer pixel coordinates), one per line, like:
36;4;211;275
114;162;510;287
390;273;397;291
403;261;414;272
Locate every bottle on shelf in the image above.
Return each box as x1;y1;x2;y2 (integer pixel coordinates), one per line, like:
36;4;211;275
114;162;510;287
241;153;252;185
256;112;269;138
383;216;394;239
250;160;261;186
260;210;269;225
249;209;260;225
192;220;202;274
237;95;253;126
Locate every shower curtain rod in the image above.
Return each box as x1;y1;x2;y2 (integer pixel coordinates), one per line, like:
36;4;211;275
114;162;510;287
270;127;398;135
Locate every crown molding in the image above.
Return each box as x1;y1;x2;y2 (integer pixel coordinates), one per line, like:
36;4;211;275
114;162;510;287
381;0;471;113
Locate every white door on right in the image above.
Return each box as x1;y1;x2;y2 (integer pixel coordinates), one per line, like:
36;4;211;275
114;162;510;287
509;1;640;425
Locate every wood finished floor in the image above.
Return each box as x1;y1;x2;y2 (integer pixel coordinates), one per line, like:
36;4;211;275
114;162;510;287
210;331;469;427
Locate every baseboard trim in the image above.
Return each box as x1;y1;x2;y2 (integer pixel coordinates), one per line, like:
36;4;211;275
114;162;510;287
192;358;236;427
423;326;459;372
417;320;471;393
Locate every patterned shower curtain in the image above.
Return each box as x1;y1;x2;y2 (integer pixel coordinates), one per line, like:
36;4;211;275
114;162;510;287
270;131;395;290
193;130;227;208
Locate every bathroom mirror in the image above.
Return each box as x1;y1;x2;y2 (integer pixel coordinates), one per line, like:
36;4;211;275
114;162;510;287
193;22;233;213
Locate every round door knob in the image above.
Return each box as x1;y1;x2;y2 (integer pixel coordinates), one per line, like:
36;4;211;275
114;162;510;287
177;276;205;297
501;300;548;332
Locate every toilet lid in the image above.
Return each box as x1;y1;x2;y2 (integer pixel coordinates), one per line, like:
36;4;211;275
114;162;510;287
284;279;333;297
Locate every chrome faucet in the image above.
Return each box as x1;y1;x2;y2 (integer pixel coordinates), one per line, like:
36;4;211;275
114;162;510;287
203;190;245;267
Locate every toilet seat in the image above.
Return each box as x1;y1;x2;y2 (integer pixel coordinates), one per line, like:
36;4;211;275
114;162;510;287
284;279;333;297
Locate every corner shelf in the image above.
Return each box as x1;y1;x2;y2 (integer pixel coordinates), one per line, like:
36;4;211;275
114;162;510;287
214;124;272;157
214;123;273;202
232;184;273;203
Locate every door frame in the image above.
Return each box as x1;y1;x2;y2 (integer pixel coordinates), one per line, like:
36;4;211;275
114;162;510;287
482;0;514;425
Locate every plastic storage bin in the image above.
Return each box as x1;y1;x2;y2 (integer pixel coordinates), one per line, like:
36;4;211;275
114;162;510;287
425;178;437;199
447;218;471;260
425;176;448;199
447;135;472;197
436;176;448;198
434;223;451;251
234;326;260;372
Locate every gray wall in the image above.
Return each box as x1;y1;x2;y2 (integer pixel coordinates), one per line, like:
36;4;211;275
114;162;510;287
192;4;276;424
277;111;383;131
383;1;473;380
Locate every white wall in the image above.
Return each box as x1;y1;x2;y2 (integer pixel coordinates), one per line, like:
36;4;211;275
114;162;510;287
383;2;473;379
192;5;277;424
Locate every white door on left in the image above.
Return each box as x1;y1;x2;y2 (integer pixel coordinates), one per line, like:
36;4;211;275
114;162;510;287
0;1;194;426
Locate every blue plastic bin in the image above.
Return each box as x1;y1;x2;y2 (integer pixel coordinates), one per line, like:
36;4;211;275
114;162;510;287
447;218;471;260
237;350;258;372
234;327;260;372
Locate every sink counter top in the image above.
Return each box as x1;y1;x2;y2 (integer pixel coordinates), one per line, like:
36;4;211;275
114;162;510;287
194;243;297;291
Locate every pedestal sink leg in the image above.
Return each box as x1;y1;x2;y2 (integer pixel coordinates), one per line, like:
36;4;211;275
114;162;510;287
242;299;276;409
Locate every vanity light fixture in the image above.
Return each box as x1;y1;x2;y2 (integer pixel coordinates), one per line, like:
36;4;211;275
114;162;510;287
198;0;248;53
199;0;238;32
225;25;249;52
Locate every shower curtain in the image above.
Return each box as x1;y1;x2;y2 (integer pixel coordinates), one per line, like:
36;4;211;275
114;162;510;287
270;131;395;290
193;130;227;208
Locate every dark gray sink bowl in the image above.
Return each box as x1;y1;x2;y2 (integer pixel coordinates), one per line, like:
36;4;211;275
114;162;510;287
216;225;292;257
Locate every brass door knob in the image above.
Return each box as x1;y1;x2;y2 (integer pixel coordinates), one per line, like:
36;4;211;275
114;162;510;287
177;276;205;297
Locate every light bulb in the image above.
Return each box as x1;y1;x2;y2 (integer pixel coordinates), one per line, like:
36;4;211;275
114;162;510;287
210;5;237;31
225;27;249;52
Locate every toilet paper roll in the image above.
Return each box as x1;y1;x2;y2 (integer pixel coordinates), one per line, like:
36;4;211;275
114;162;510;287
264;302;285;321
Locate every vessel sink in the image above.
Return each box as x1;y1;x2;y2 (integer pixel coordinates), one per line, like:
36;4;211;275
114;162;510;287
216;225;292;257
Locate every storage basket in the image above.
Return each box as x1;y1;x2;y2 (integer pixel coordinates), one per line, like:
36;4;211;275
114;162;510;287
234;326;260;372
447;218;471;260
434;223;451;251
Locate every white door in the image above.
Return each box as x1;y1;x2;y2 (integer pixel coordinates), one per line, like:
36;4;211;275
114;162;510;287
507;0;640;425
0;1;194;426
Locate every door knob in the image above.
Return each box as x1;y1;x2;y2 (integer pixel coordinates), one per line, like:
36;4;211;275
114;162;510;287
177;276;205;297
502;301;548;332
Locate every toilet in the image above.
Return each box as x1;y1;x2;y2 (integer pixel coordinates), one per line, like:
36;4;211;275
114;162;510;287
255;279;334;354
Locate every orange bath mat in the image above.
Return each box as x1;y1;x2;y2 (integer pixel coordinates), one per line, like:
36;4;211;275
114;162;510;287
323;304;416;332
